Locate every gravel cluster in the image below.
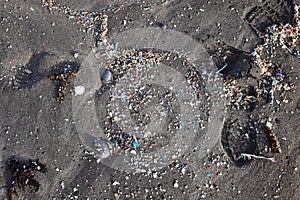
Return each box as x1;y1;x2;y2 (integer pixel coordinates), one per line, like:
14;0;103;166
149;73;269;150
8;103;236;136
251;5;299;104
42;0;108;46
220;5;300;111
95;49;209;161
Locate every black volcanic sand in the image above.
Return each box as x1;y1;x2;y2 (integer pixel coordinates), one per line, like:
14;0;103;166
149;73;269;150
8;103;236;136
0;0;299;200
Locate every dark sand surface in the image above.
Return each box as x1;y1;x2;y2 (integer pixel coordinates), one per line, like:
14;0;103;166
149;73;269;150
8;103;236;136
0;0;299;199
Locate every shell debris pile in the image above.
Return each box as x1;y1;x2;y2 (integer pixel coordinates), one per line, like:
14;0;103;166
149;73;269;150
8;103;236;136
251;5;299;104
97;49;209;153
222;5;299;110
42;0;108;45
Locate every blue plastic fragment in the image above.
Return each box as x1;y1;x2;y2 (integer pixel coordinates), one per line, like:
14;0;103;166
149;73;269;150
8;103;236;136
114;42;118;51
295;54;300;59
109;50;115;56
132;141;138;149
181;121;185;127
206;173;211;177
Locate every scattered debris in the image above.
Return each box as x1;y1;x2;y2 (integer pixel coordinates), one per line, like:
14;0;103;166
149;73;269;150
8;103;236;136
273;167;287;198
209;45;251;78
221;5;298;111
265;118;281;153
7;157;47;200
251;5;299;104
49;69;78;103
0;0;298;199
42;0;108;46
223;80;258;110
100;69;112;82
13;64;37;89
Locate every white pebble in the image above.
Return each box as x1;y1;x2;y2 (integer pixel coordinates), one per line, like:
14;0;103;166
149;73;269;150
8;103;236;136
74;52;79;58
112;181;120;186
174;181;179;188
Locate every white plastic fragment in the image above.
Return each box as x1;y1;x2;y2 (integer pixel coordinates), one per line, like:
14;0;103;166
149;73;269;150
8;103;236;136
74;85;85;95
174;181;179;188
240;153;275;162
112;181;120;186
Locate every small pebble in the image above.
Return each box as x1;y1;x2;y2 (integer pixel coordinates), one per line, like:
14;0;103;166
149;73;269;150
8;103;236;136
101;69;112;81
24;69;32;74
112;181;120;186
173;181;179;188
74;52;79;58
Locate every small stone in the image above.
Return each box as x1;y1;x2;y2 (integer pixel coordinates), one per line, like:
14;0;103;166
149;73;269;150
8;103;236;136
24;69;32;74
114;193;120;200
74;52;79;58
156;22;167;29
112;181;120;186
101;69;112;81
174;181;179;188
